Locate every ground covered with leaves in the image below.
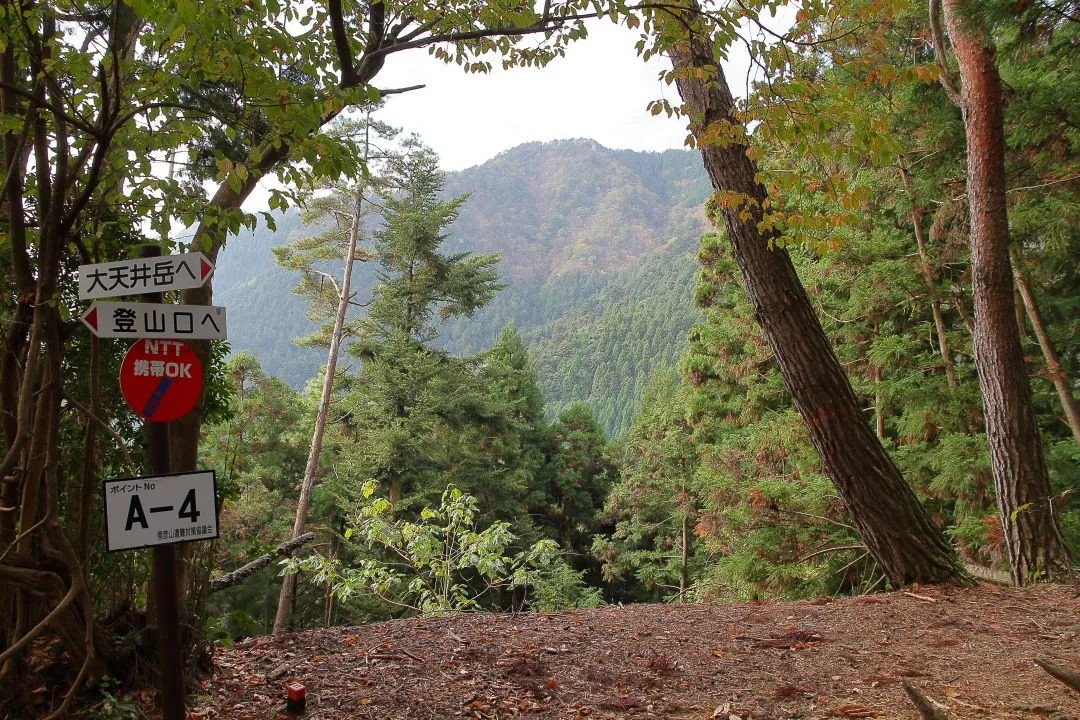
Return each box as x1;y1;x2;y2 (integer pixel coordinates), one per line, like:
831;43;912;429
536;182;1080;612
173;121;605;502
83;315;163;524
191;584;1079;720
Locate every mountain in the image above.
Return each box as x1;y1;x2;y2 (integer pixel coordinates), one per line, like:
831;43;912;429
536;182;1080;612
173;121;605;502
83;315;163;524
213;139;711;434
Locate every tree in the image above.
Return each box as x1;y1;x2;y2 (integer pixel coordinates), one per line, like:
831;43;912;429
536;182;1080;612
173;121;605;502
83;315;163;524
596;368;701;602
271;115;391;635
649;1;971;587
682;235;882;599
531;403;617;575
199;353;310;637
340;140;502;516
452;323;550;529
934;0;1073;582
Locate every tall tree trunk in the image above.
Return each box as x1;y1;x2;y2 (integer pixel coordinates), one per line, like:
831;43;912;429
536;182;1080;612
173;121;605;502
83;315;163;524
941;0;1073;583
272;187;365;635
76;336;100;564
1010;247;1080;447
663;2;970;587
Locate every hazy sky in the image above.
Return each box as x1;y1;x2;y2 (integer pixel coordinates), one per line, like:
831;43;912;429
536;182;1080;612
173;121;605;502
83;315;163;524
372;19;750;171
241;18;760;209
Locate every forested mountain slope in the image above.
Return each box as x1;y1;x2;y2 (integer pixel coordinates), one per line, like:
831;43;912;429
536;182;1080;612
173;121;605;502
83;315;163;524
215;139;710;433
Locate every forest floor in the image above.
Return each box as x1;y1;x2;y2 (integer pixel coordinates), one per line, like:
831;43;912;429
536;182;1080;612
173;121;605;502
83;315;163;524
189;583;1080;720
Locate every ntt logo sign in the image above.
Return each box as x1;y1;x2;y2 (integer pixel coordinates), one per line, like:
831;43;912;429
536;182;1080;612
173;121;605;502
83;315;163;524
119;340;204;422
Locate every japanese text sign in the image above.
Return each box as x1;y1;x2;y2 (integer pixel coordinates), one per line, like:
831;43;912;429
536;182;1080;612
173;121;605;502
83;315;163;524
103;471;218;551
81;301;227;340
78;253;214;300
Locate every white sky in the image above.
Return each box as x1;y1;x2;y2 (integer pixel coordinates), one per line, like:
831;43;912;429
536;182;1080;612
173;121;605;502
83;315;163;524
370;19;752;171
243;18;761;208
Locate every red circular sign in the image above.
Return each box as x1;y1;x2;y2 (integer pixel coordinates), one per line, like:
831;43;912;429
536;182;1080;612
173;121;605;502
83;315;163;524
120;340;203;422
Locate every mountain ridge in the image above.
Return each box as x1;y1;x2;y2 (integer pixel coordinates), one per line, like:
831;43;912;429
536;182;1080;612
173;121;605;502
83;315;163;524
213;139;711;433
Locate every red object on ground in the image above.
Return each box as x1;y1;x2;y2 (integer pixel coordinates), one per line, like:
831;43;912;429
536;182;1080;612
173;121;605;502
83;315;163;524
286;681;307;713
119;339;203;422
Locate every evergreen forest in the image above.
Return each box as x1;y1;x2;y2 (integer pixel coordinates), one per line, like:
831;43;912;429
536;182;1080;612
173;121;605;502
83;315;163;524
0;0;1077;716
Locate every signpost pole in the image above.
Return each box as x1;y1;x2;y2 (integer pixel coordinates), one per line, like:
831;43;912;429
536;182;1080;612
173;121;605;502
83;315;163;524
141;245;186;720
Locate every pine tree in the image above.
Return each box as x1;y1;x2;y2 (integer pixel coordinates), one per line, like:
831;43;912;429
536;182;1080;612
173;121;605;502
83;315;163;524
531;403;617;577
341;140;504;511
935;0;1074;582
595;368;701;602
655;1;971;587
271;115;391;634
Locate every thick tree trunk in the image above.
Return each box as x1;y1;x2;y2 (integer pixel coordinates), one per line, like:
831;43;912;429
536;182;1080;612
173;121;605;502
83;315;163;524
665;3;970;588
1010;247;1080;447
942;0;1073;584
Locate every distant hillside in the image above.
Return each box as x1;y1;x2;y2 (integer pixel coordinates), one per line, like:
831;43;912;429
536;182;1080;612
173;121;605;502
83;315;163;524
213;139;710;434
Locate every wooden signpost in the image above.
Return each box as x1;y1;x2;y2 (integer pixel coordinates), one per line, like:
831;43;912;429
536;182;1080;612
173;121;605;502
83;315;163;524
78;246;225;720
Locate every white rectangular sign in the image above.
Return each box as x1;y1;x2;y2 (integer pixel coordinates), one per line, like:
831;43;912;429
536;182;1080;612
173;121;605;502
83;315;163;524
78;252;215;300
103;471;219;551
81;301;227;340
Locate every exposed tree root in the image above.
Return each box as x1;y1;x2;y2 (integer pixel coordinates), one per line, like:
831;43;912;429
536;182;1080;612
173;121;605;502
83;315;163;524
902;679;949;720
1036;658;1080;694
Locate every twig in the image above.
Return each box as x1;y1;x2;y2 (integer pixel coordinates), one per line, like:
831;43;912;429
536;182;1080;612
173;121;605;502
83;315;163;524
800;544;865;562
61;390;138;475
902;591;938;603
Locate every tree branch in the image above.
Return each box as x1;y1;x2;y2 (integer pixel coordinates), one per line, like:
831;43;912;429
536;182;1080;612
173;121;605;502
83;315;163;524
928;0;962;107
209;532;316;593
902;680;949;720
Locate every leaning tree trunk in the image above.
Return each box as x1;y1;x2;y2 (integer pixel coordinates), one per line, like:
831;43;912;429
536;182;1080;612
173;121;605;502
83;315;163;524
664;2;971;587
272;187;365;635
941;0;1073;584
1009;247;1080;447
898;164;959;389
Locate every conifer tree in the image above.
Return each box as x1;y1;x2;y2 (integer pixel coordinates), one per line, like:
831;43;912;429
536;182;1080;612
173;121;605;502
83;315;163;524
935;0;1073;582
271;115;391;634
596;368;701;602
342;140;503;511
652;1;971;587
454;324;549;528
532;404;617;575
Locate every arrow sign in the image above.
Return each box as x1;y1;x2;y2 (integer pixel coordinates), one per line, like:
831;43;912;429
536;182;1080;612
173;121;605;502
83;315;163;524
78;252;214;300
81;301;227;340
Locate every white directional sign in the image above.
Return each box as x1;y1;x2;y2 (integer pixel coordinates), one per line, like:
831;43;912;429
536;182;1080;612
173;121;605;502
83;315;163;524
103;470;218;551
81;301;227;340
78;252;215;300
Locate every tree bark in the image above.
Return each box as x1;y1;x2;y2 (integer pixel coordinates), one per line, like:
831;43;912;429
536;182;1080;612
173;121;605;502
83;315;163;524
942;0;1073;583
1010;247;1080;447
664;2;971;587
210;532;316;593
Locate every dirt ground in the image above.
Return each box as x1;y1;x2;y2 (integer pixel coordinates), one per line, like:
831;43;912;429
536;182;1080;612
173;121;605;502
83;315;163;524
190;583;1080;720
